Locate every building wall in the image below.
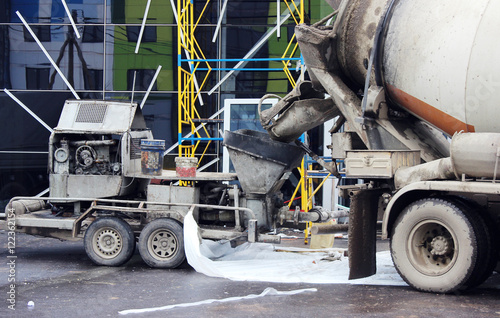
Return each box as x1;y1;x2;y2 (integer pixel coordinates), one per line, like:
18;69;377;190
0;0;334;206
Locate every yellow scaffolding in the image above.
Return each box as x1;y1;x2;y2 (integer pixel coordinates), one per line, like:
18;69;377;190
176;0;332;241
176;0;305;168
177;0;216;166
279;0;319;244
282;0;304;87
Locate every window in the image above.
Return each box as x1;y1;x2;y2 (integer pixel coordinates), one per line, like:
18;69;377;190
83;69;103;90
222;98;277;173
127;69;157;91
25;67;49;89
83;25;104;43
23;26;51;42
126;26;157;43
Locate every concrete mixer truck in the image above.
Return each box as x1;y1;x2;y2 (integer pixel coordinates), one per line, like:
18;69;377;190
258;0;500;293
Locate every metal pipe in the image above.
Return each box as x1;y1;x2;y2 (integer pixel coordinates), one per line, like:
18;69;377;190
394;157;455;189
61;0;81;38
395;133;500;189
135;0;152;54
310;223;349;235
7;196;257;220
208;12;292;95
16;11;80;100
69;140;117;147
140;65;162;109
4;89;54;133
212;0;229;43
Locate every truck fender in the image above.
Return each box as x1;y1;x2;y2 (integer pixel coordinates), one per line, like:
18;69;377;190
382;180;500;239
382;182;439;239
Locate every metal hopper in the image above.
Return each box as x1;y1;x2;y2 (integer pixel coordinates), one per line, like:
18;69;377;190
223;129;304;195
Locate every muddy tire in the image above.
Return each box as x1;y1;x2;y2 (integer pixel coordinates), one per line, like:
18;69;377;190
138;218;185;268
84;217;136;266
390;198;479;293
453;198;498;289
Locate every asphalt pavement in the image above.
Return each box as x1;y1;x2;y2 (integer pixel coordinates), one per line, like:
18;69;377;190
1;230;499;318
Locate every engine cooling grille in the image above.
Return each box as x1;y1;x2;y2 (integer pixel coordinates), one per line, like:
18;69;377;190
130;138;142;159
75;103;108;123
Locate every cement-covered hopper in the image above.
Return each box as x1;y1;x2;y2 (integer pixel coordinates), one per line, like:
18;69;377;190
223;129;304;195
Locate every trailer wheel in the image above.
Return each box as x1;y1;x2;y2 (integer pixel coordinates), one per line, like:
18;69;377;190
390;198;479;293
138;218;185;268
84;217;136;266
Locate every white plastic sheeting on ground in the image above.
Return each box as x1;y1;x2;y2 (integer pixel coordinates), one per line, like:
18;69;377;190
118;287;317;315
184;211;407;286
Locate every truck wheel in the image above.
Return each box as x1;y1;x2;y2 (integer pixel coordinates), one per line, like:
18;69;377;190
84;217;136;266
454;198;498;290
138;218;185;268
390;198;479;293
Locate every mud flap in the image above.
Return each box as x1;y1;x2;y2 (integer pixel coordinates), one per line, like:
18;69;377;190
348;188;384;280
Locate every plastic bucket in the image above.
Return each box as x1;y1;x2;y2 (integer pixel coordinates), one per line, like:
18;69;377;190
141;139;165;176
175;157;198;177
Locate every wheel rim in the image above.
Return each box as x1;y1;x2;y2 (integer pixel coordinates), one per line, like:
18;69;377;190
147;229;178;260
407;219;458;276
92;227;123;259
